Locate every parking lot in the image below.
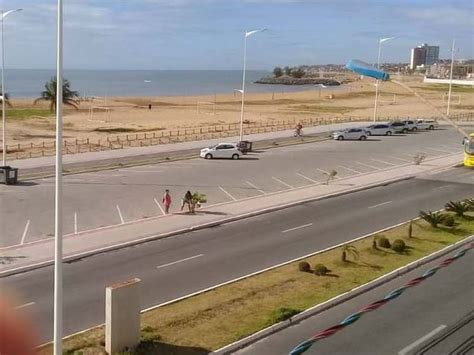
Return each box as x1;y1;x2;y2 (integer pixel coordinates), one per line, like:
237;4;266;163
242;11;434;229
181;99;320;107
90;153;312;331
0;126;471;248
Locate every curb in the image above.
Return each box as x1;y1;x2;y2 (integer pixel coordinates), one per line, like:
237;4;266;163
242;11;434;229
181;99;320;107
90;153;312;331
0;173;416;278
214;235;474;354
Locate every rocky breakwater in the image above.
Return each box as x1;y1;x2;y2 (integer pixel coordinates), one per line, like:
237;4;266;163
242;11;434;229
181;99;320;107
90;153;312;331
255;76;341;86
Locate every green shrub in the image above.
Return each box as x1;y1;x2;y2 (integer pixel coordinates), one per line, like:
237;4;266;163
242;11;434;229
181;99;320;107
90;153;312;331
298;261;311;272
269;307;300;323
391;239;406;253
314;263;329;276
377;236;391;248
419;210;446;228
442;214;457;228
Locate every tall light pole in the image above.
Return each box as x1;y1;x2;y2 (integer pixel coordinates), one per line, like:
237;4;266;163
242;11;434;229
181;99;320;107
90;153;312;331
1;8;22;166
54;0;64;354
446;39;455;117
239;29;265;142
373;37;395;123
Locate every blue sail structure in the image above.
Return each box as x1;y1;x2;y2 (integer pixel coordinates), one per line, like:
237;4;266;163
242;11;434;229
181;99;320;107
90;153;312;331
346;59;390;81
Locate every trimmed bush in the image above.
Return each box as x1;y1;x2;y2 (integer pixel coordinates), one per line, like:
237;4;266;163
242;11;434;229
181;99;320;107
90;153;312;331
298;261;311;272
314;264;329;276
391;239;406;253
269;307;300;323
442;215;457;228
377;236;391;248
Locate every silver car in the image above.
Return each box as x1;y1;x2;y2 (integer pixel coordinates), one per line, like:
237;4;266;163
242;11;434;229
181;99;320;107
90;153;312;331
365;124;394;136
332;128;368;141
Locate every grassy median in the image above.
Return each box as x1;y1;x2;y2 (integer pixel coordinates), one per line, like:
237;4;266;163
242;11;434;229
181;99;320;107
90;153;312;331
38;211;473;355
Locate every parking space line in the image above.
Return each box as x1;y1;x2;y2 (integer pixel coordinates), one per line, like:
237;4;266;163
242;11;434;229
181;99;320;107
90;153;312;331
156;254;203;269
389;156;411;163
282;223;313;234
14;302;35;310
74;212;78;234
398;325;446;355
356;161;380;170
116;205;125;224
272;176;294;189
154;198;166;216
20;220;30;245
219;186;237;201
425;147;451;154
371;158;396;166
337;165;361;174
296;173;319;184
368;200;392;209
246;181;265;194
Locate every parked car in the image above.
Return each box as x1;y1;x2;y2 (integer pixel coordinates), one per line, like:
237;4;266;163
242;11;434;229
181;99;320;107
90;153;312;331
332;128;368;141
389;121;409;134
416;119;438;130
401;119;418;131
365;124;394;136
200;143;242;160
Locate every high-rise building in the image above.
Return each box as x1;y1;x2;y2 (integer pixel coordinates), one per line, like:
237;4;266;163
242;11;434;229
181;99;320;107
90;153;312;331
409;43;440;69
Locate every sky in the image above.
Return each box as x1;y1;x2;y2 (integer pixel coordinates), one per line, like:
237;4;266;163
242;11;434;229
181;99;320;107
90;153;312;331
2;0;473;70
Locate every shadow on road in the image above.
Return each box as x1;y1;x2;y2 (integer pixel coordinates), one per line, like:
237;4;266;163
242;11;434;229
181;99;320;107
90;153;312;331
133;341;210;355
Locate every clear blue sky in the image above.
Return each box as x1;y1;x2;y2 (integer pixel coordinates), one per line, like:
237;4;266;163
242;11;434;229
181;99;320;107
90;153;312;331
4;0;473;70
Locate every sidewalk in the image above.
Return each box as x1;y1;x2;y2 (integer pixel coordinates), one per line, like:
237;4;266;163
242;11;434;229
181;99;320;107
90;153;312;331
10;122;370;170
0;152;463;277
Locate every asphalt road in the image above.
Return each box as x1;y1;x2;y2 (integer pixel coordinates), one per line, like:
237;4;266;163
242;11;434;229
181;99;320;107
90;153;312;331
1;167;473;344
234;243;474;355
0;127;469;247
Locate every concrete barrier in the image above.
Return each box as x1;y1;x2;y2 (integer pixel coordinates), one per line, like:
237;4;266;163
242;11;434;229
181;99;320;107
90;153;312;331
105;278;141;354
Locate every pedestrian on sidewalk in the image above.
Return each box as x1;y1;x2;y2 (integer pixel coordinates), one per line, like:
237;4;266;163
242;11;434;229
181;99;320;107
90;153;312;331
181;190;193;212
162;189;172;214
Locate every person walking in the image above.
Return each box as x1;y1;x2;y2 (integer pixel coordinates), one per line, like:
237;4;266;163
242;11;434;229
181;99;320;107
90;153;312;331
162;189;172;214
181;190;193;212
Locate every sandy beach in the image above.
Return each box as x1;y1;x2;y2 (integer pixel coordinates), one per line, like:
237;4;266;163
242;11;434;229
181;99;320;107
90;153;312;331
4;75;473;147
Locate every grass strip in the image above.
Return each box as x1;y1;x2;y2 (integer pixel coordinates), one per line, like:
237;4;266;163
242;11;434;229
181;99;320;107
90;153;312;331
38;213;474;355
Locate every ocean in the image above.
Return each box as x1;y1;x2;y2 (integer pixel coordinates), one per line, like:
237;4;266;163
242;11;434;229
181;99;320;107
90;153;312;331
3;69;325;99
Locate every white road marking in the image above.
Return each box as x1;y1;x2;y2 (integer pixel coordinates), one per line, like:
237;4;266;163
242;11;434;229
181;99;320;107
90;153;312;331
272;176;294;189
296;173;319;184
14;302;35;310
219;186;237;201
368;201;392;209
20;220;30;245
425;147;451;154
154;198;166;216
246;181;265;194
156;254;204;269
337;165;361;174
116;205;125;224
371;158;396;166
398;325;446;355
356;161;380;170
74;212;78;234
389;156;411;163
435;185;452;189
282;223;313;234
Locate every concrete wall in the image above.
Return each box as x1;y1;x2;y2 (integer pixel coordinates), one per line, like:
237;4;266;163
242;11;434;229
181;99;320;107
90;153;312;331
423;77;474;86
105;278;141;354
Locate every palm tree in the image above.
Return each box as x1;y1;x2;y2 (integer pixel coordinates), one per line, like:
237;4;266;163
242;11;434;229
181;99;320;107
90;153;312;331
34;77;79;112
419;211;446;228
341;245;359;262
445;201;470;217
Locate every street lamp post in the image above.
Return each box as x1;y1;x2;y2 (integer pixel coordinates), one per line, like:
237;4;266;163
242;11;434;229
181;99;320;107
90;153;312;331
446;39;455;117
54;0;64;354
373;37;394;123
239;29;265;142
1;8;22;166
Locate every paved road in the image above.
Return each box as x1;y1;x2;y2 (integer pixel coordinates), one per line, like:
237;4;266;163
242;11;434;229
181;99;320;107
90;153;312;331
234;244;474;355
0;127;469;247
1;168;472;344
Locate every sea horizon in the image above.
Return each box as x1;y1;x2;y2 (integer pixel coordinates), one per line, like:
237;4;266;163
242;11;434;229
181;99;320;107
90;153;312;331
3;68;330;99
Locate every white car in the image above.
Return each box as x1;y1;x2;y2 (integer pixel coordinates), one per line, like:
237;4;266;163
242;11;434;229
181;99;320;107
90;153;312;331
332;128;368;141
365;124;394;136
401;119;418;131
416;119;438;130
200;143;242;160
